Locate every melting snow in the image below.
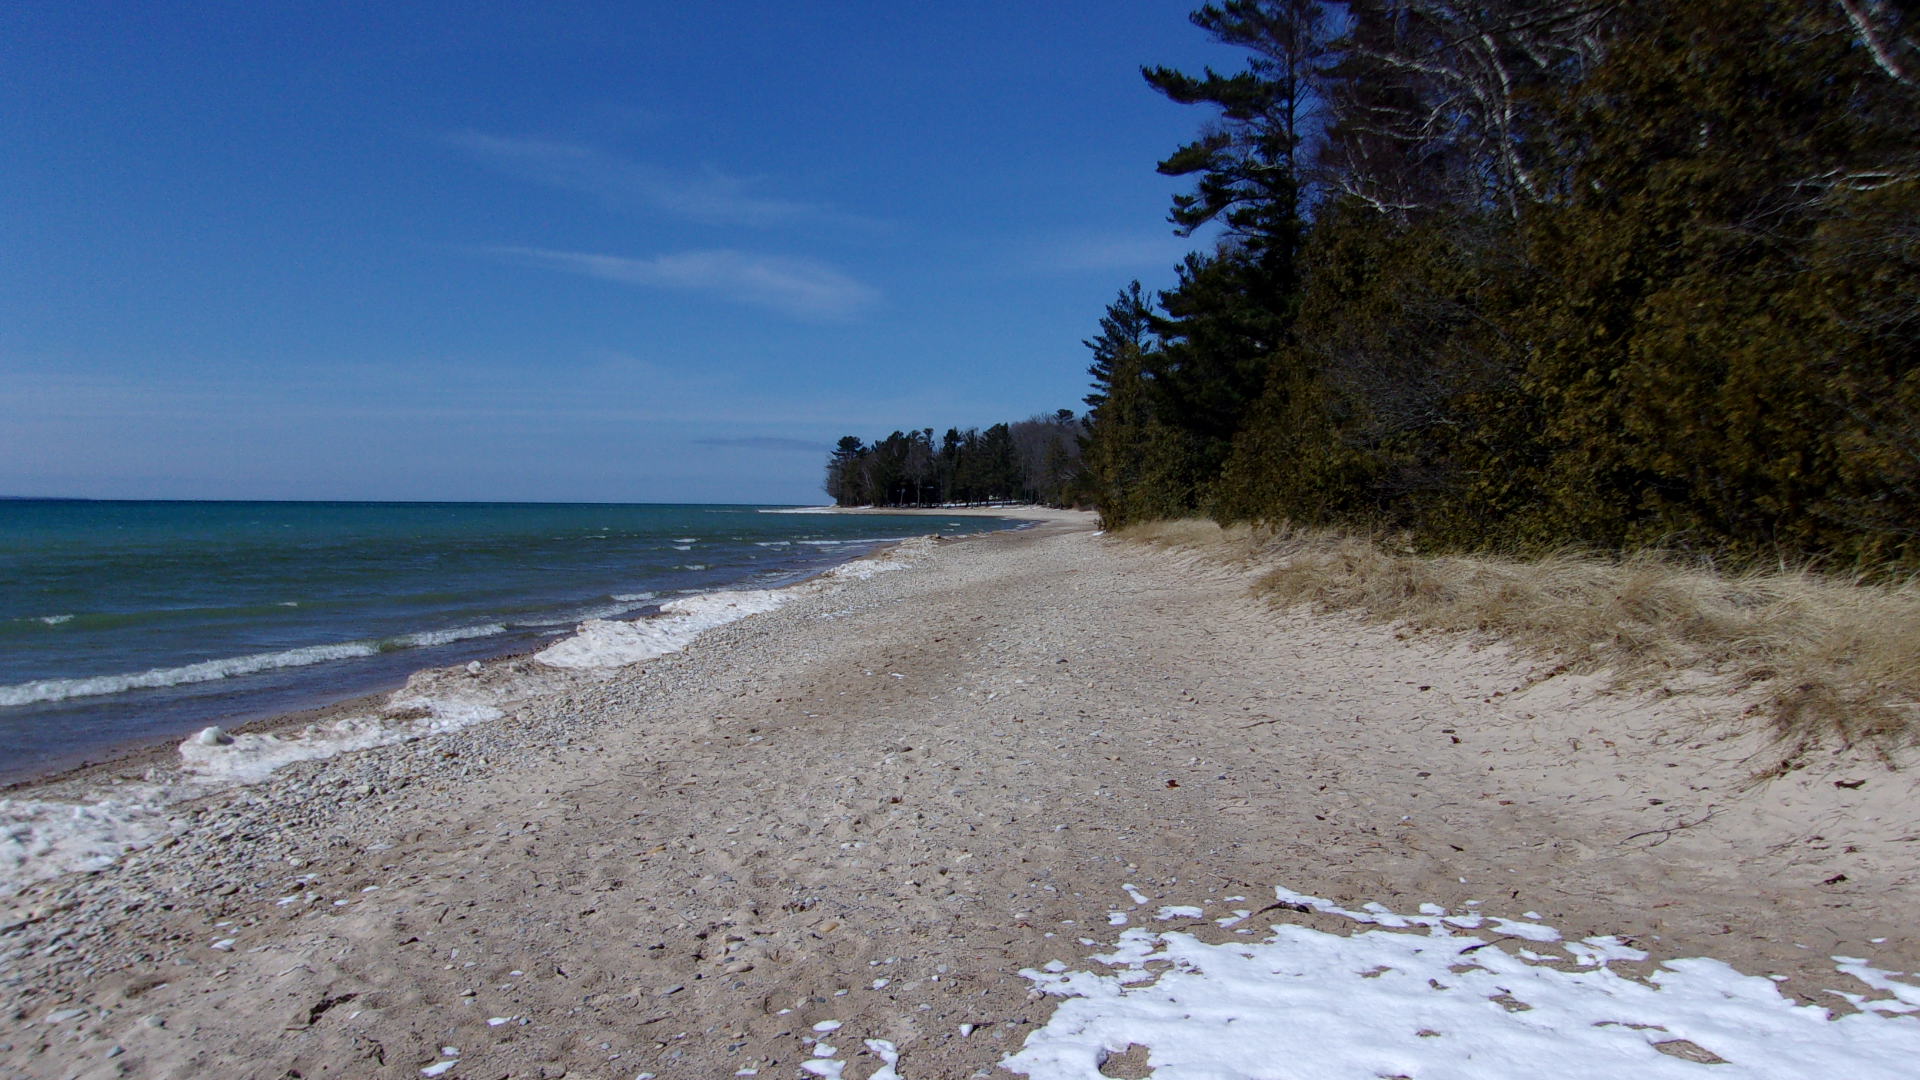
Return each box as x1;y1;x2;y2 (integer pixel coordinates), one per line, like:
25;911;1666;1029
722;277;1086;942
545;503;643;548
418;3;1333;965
533;590;788;669
1002;885;1920;1079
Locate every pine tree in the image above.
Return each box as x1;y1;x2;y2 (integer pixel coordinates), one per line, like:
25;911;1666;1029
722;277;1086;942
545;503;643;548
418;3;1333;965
1084;281;1154;419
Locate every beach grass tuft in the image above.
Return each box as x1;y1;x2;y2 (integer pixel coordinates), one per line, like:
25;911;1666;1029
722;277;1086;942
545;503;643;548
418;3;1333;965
1116;519;1920;758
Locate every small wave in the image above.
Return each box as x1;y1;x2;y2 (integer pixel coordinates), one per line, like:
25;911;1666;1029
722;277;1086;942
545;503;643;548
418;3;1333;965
611;591;657;603
797;536;909;547
391;624;506;649
3;599;332;635
678;563;709;571
0;623;510;708
755;541;793;547
0;643;382;707
516;601;643;627
673;537;698;543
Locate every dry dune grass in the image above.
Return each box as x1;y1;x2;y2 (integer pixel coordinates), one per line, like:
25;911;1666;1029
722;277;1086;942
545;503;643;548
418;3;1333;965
1117;519;1920;758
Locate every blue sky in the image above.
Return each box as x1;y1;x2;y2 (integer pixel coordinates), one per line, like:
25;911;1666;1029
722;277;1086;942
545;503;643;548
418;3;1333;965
2;1;1232;503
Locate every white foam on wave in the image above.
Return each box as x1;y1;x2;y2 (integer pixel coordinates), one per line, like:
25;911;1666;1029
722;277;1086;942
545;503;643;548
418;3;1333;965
533;589;789;669
516;600;654;628
798;536;909;547
37;614;75;626
395;623;505;648
0;642;381;708
0;624;508;708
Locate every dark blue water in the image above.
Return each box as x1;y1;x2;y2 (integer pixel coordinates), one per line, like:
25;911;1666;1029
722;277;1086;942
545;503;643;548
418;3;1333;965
0;501;1020;781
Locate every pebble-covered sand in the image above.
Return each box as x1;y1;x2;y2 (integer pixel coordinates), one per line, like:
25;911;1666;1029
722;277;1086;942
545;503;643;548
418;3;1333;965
2;512;1915;1078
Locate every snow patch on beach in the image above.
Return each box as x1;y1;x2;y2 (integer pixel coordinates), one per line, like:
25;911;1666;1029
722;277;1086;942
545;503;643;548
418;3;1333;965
0;791;175;895
179;694;503;785
818;557;908;581
1003;884;1920;1079
534;589;790;669
0;687;514;895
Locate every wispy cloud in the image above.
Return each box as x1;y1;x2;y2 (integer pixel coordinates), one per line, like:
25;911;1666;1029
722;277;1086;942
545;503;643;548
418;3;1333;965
486;246;880;320
693;436;826;453
448;132;878;231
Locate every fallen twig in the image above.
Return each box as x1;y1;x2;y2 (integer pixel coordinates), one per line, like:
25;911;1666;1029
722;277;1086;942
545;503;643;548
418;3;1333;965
1620;807;1721;847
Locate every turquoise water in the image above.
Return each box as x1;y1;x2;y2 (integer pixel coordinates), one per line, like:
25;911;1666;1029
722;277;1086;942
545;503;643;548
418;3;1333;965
0;500;1019;781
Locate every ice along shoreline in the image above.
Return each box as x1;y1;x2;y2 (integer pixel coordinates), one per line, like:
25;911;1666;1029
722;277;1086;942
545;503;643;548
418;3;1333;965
0;501;1038;786
0;509;1064;898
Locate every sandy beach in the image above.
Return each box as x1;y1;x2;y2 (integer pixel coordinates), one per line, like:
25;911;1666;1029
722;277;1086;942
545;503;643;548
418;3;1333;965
3;510;1916;1078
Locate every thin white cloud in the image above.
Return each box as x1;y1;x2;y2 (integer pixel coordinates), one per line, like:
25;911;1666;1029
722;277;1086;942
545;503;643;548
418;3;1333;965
487;246;880;321
448;132;879;231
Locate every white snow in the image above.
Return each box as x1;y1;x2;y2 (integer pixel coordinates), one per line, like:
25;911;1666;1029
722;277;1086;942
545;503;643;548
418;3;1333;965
0;791;174;895
1833;957;1920;1014
863;1039;901;1080
179;695;502;785
1002;885;1920;1079
2;691;503;896
818;555;908;581
533;590;789;669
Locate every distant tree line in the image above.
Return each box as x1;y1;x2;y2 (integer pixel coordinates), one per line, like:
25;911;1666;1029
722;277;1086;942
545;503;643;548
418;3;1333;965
825;412;1086;507
1081;0;1920;569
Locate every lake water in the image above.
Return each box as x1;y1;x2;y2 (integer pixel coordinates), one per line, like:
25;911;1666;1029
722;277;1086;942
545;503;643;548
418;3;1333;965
0;500;1019;781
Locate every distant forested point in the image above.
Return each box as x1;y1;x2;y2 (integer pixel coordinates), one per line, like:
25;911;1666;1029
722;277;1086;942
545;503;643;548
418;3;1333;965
1071;0;1920;570
824;413;1087;508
